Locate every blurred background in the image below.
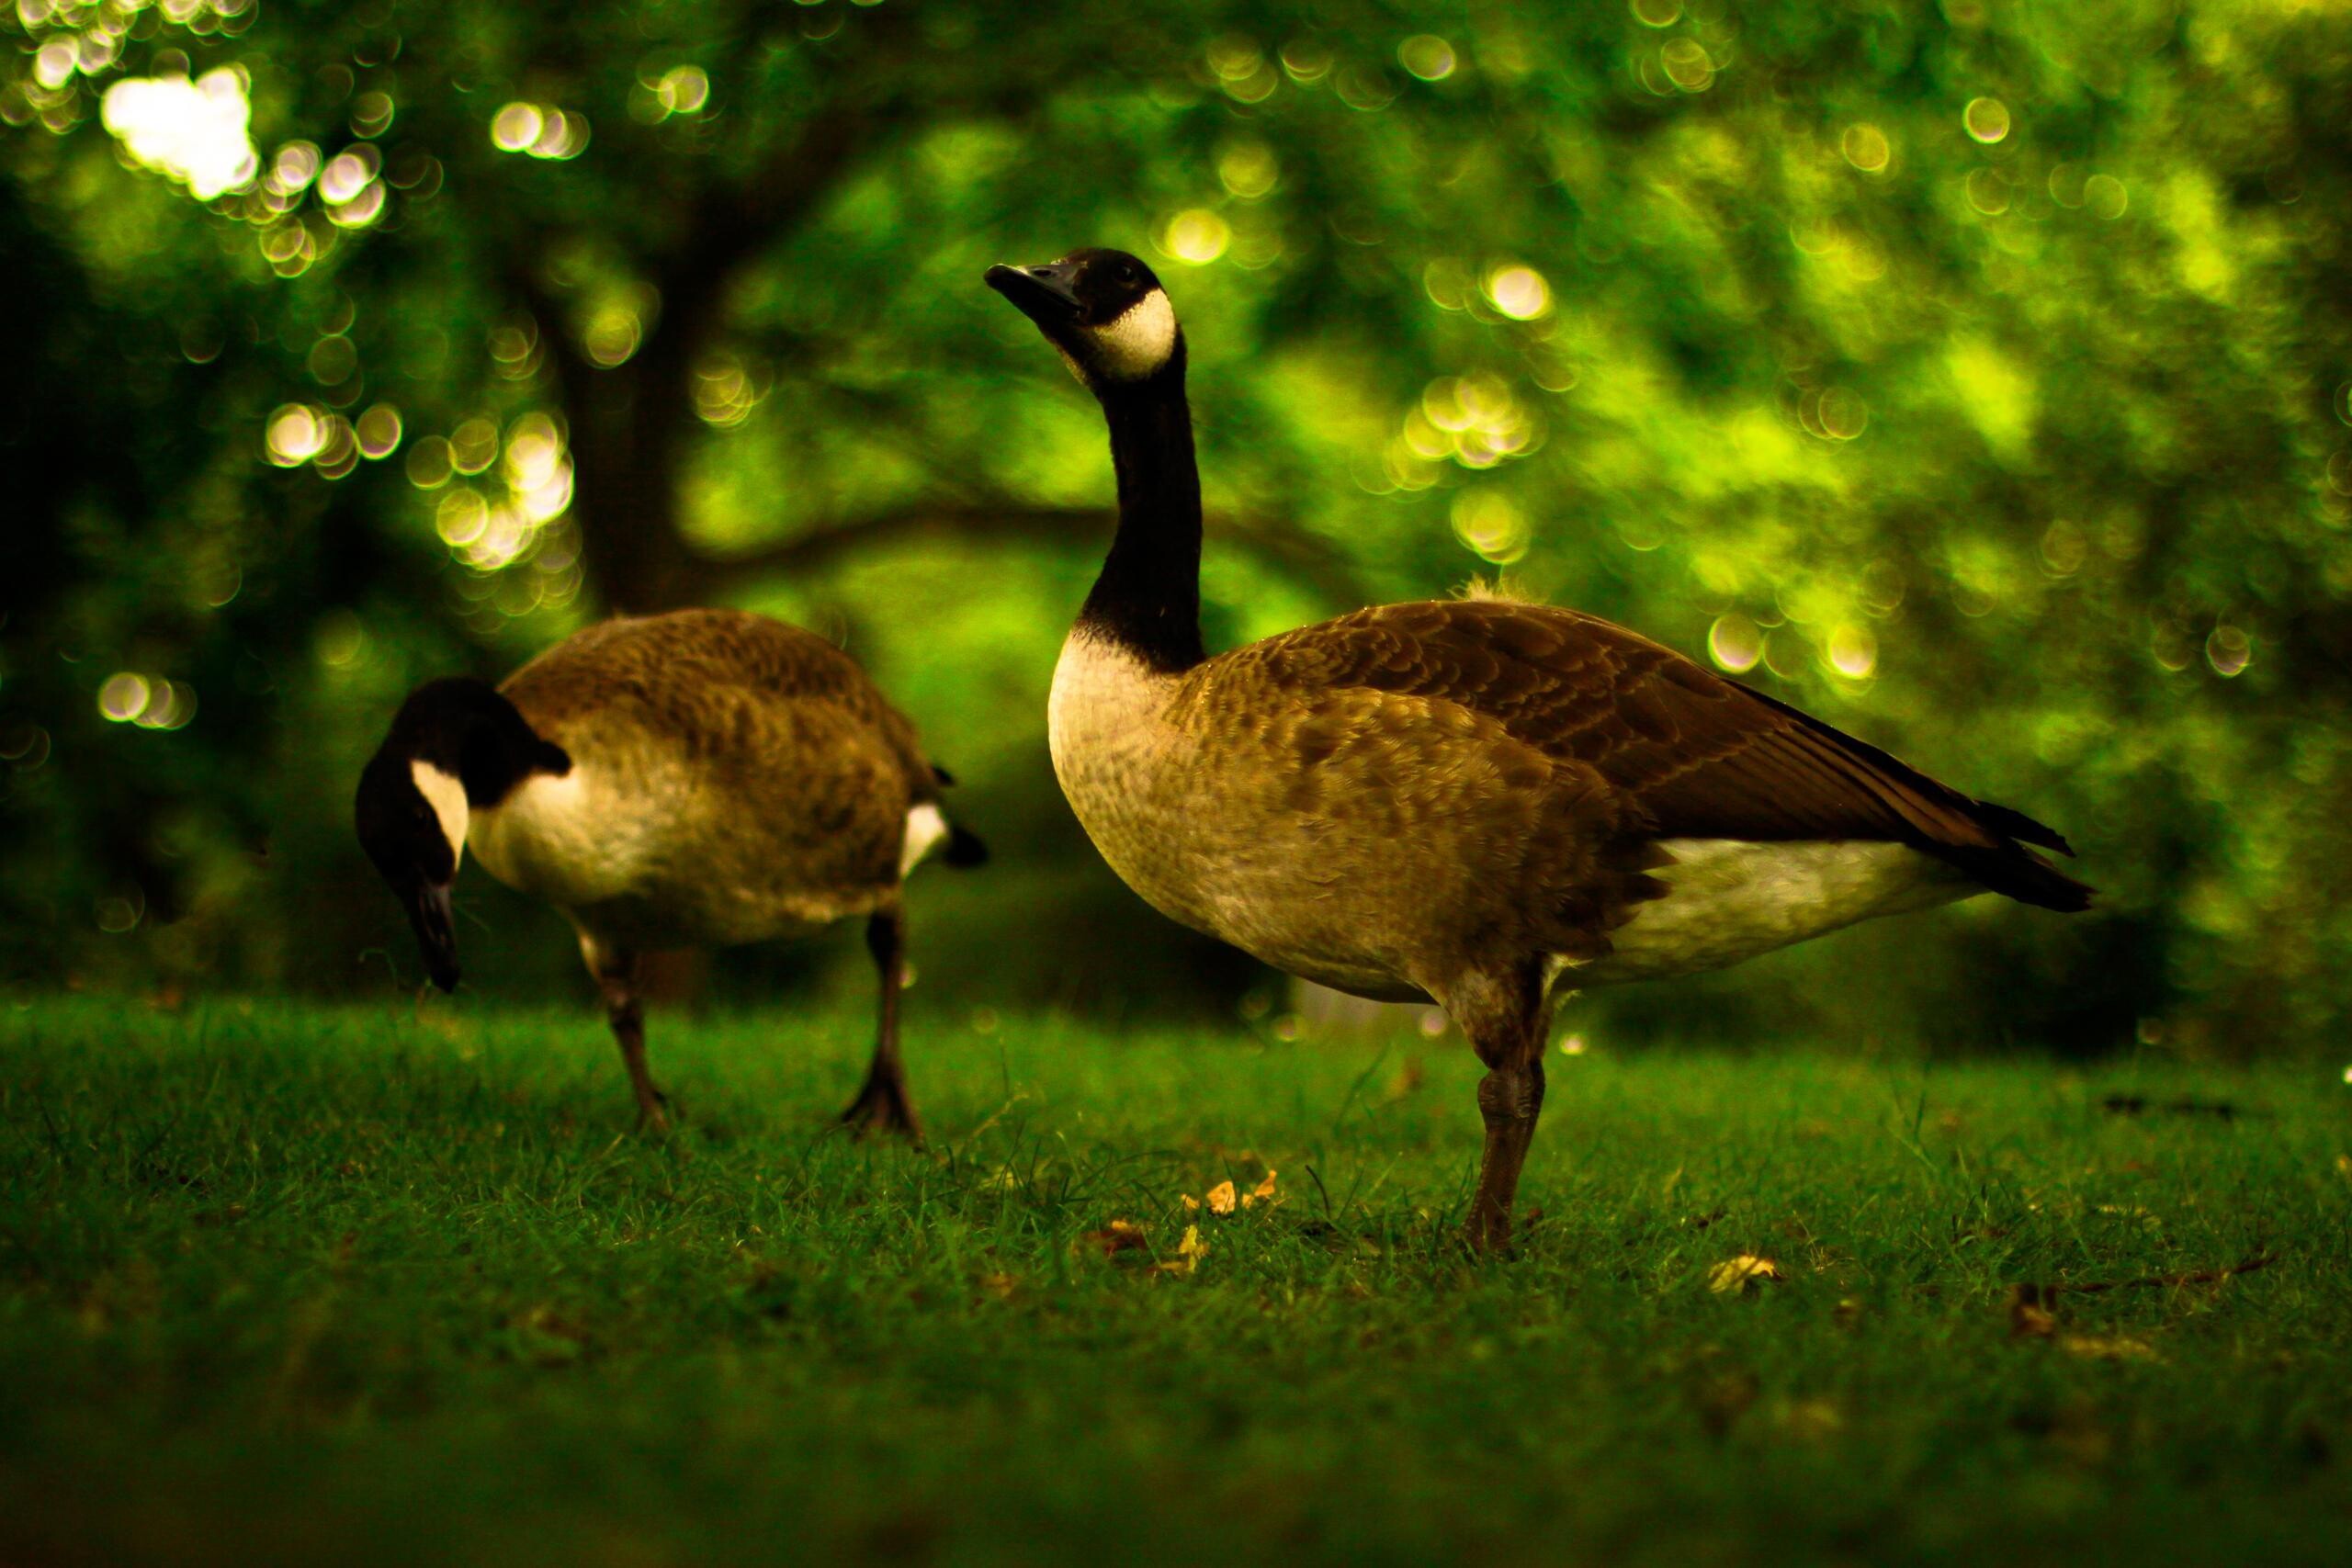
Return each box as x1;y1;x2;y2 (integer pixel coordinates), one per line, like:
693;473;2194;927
4;0;2346;1057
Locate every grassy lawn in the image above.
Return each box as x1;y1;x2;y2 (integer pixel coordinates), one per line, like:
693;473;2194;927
2;997;2348;1565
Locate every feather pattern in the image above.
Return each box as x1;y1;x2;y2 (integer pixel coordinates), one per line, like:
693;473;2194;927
1235;599;2088;910
476;609;958;947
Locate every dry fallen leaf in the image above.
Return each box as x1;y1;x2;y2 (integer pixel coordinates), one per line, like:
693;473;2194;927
1181;1193;1199;1213
1205;1180;1238;1216
2009;1292;2059;1339
1709;1255;1785;1293
2061;1334;2159;1362
1080;1220;1148;1257
978;1271;1016;1301
1155;1224;1209;1276
1244;1169;1279;1209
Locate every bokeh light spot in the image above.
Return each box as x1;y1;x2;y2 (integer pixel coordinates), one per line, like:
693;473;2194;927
2037;520;2086;576
1399;36;1456;82
1279;38;1333;83
406;434;454;489
357;404;403;458
1826;625;1879;680
101;68;259;199
1206;35;1262;81
311;414;359;480
585;300;647;367
1207;35;1278;102
316;611;368;669
318;147;378;203
1451;491;1530;564
1708;614;1763;673
450;418;501;476
1963;97;2011;144
1159;209;1231;265
529;109;588;160
35;38;77;90
1815;387;1869;440
1660;39;1714;92
492;102;543;152
307;335;356;385
266;404;325;466
435;488;490;547
98;672;152;723
1485;265;1552;321
1217;141;1279;200
268;142;321;196
350;90;394;139
1842;124;1891;174
2207;624;2251;678
1631;0;1683;26
328;180;386;228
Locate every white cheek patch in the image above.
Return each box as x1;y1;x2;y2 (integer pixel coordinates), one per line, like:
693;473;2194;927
411;759;470;874
1083;289;1177;381
899;802;949;876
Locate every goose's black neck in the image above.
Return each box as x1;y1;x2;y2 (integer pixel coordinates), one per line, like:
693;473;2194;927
380;677;571;807
1078;354;1204;672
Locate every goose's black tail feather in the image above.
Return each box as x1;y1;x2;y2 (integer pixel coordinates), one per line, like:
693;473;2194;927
1930;819;2094;912
944;823;989;869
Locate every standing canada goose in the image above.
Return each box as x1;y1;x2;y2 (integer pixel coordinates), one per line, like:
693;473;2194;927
986;248;2089;1250
353;608;985;1137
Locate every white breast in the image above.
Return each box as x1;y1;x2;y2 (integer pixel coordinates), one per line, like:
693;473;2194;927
1571;838;1977;987
1048;631;1167;780
468;766;644;908
1047;630;1219;921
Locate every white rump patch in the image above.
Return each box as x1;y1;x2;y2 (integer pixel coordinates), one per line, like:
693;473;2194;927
411;759;469;874
900;802;950;876
1085;288;1178;381
1569;838;1978;986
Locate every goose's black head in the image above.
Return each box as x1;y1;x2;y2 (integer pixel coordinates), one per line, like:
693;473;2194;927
353;677;569;993
986;248;1182;390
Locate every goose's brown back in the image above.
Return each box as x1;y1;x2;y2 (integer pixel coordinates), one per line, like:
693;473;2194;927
487;609;937;944
1229;600;2087;910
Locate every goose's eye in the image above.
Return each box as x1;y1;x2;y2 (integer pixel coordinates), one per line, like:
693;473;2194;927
1115;262;1138;287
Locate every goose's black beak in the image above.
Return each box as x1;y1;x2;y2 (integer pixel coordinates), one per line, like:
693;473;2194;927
986;262;1082;326
402;880;460;993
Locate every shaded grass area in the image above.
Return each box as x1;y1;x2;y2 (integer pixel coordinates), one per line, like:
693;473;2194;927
2;998;2348;1564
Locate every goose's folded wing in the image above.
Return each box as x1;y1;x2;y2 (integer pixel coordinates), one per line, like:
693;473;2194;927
1244;600;2088;908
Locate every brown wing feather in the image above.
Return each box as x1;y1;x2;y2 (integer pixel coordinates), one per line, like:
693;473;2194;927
505;608;941;800
1247;600;2089;910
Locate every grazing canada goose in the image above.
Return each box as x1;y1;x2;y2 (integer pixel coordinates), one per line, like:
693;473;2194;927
353;608;985;1137
986;248;2089;1249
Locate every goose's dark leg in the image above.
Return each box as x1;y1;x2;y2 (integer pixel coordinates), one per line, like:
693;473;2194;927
580;934;669;1132
841;903;922;1142
1446;962;1551;1252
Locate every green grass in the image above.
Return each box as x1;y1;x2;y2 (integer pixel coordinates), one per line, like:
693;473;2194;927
3;997;2348;1565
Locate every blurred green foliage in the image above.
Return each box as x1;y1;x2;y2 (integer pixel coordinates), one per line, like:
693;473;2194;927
5;0;2349;1054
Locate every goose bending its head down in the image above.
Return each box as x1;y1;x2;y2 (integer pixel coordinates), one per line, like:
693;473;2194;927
988;248;2089;1250
354;608;985;1137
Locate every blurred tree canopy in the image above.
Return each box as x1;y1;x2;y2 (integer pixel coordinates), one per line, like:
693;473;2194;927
6;0;2350;1055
